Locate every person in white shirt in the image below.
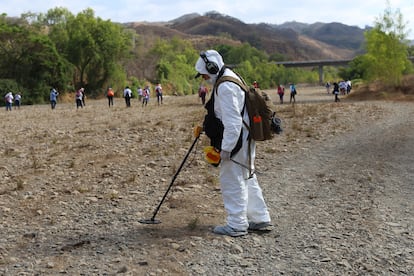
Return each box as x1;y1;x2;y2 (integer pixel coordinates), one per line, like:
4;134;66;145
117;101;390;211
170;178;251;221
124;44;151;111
4;92;13;111
123;86;132;107
76;88;84;109
155;83;163;105
14;93;21;109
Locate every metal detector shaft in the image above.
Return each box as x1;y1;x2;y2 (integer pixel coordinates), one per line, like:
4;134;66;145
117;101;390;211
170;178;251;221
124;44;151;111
148;134;200;222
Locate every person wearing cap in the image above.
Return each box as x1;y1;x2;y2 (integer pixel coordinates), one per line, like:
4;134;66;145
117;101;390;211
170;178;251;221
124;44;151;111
195;50;272;237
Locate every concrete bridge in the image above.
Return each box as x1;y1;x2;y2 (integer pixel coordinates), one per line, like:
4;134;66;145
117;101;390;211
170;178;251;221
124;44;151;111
275;59;352;84
276;56;414;84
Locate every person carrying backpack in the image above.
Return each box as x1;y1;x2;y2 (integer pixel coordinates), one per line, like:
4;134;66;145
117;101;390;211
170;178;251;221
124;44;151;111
155;83;163;105
289;83;297;103
107;87;114;107
142;86;150;107
123;86;132;107
332;82;340;102
194;49;272;237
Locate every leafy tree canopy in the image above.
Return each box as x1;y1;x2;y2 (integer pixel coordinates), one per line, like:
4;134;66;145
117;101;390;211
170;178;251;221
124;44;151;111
0;8;331;104
362;2;412;85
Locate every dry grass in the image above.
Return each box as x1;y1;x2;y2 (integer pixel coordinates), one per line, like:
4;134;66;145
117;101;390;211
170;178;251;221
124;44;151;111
349;75;414;102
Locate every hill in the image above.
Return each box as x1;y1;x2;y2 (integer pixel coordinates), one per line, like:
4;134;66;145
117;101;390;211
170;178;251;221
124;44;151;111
126;11;367;61
275;21;368;53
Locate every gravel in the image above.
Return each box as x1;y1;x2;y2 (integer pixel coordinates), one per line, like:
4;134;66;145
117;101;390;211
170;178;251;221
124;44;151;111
1;87;413;275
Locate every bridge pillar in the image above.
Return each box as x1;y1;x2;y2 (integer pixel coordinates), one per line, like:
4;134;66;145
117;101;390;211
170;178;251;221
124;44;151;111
319;65;324;84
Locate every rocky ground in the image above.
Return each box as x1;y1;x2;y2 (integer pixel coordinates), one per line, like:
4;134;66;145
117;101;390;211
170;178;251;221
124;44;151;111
0;86;413;275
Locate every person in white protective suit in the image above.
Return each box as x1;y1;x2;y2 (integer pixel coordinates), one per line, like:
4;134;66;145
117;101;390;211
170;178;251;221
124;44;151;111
195;50;272;237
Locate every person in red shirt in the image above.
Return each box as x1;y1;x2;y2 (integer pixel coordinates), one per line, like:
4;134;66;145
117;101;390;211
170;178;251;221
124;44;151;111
277;84;285;104
198;85;208;105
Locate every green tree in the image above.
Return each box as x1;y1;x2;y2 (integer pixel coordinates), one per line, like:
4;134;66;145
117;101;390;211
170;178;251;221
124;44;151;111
0;14;71;103
408;45;414;56
364;3;411;85
40;8;132;94
150;37;198;95
338;55;369;81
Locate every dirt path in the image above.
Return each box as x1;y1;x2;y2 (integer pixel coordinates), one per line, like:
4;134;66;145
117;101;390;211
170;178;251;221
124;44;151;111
260;101;414;274
0;88;413;274
186;93;414;274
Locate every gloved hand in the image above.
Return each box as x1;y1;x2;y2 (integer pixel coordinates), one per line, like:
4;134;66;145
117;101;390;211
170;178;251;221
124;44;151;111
220;150;231;161
203;146;220;166
193;125;203;138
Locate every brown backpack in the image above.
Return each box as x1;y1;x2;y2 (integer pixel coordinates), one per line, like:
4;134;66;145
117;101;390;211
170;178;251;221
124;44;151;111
214;75;281;141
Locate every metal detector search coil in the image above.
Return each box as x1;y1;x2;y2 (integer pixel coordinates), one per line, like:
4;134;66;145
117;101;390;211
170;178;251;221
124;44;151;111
138;218;161;224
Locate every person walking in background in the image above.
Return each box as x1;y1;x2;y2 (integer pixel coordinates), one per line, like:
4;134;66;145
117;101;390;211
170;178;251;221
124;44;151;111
194;49;272;237
107;87;114;107
339;80;347;95
4;92;13;111
289;83;297;103
81;88;86;106
137;87;143;102
277;84;284;104
325;82;331;94
145;85;151;98
75;88;84;109
332;82;340;102
198;84;208;105
123;86;132;107
253;80;260;89
155;83;163;105
50;88;59;109
14;93;21;109
142;86;149;107
346;80;352;94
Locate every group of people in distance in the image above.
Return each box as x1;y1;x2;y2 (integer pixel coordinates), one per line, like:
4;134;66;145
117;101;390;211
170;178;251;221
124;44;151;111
4;78;350;112
3;92;22;111
276;83;297;104
2;84;164;111
326;80;352;102
106;84;163;108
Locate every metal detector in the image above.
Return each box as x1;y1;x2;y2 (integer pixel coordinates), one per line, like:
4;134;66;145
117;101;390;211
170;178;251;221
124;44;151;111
139;134;201;224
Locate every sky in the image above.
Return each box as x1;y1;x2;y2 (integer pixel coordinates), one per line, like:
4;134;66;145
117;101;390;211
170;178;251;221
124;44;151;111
1;0;414;38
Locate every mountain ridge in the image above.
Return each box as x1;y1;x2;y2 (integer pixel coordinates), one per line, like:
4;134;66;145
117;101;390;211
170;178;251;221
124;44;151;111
125;11;367;61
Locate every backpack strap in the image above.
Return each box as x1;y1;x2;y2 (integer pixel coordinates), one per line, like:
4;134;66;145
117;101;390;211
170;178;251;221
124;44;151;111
214;75;249;93
213;74;255;177
214;75;252;134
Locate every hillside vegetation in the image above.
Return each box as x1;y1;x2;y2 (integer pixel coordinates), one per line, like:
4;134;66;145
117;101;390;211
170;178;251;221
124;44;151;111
2;8;412;104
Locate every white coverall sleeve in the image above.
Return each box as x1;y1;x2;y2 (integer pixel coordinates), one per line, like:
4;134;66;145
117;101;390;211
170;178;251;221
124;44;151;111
215;81;245;153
